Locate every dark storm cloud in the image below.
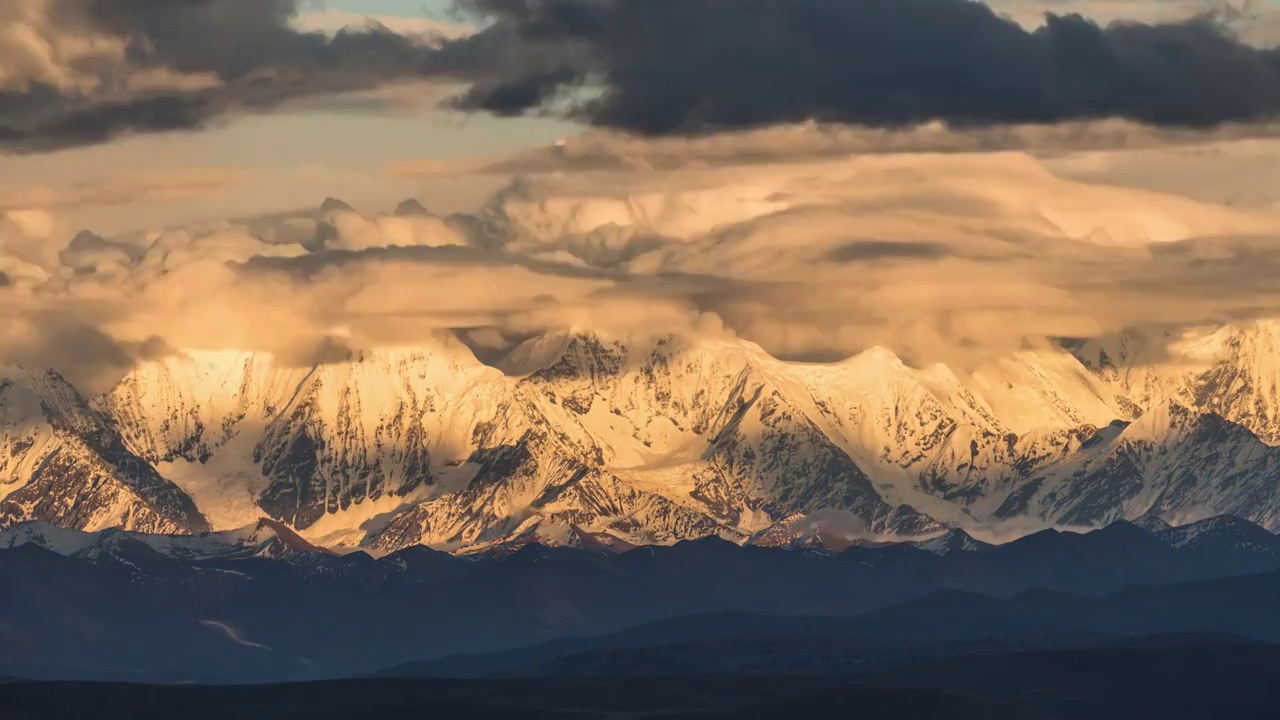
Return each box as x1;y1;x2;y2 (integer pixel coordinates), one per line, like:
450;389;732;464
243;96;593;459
442;0;1280;134
0;0;436;153
0;92;213;154
77;0;432;81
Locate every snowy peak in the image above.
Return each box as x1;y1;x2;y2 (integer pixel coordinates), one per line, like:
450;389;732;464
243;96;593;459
101;337;515;535
0;366;208;536
1077;321;1280;445
101;349;302;464
1189;321;1280;445
251;340;507;529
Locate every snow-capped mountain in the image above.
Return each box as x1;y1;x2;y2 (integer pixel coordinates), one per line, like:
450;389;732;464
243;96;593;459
7;319;1280;553
0;367;206;535
86;331;952;553
1076;322;1280;444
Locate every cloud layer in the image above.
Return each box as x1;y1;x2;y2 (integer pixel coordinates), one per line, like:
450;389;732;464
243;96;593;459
8;133;1280;394
446;0;1280;134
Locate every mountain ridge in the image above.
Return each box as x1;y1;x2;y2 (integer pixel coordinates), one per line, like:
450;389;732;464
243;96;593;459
6;320;1280;553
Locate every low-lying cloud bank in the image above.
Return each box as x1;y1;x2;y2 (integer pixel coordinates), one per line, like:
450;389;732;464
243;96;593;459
4;0;1280;152
5;140;1280;393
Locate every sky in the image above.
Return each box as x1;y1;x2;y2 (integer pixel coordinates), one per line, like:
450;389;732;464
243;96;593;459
4;0;1280;392
0;0;576;233
1;0;1276;233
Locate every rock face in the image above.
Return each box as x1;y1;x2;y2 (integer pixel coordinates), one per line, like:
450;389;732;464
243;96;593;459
7;320;1280;552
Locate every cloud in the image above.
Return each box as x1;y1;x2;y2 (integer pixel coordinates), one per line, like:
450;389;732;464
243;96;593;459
3;209;56;240
442;0;1280;134
463;147;1280;367
313;201;469;252
1;208;66;272
8;137;1280;394
1045;134;1280;207
0;0;443;153
993;1;1279;44
396;119;1280;177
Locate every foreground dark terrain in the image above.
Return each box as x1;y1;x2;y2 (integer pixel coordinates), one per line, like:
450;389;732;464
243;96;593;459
1;643;1276;719
6;514;1280;718
7;514;1280;684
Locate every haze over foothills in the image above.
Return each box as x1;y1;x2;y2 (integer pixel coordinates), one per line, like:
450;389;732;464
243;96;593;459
5;0;1280;558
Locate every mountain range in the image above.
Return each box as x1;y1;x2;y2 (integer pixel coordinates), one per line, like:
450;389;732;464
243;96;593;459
5;317;1280;554
4;511;1280;683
